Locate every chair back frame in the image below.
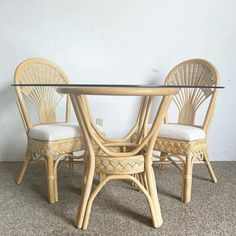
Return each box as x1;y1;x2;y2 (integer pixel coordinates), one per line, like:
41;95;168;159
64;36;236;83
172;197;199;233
14;58;71;132
164;59;220;133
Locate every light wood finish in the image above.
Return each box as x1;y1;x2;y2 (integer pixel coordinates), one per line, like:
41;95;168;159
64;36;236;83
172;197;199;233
58;86;179;229
155;59;219;203
15;58;83;203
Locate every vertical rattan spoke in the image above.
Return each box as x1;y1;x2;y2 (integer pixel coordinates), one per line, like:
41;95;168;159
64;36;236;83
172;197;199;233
165;59;218;125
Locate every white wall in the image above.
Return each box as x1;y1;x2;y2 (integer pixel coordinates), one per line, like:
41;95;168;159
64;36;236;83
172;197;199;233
0;0;235;161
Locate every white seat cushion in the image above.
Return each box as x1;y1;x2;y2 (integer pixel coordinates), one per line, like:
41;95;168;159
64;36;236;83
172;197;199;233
29;123;103;142
148;124;205;141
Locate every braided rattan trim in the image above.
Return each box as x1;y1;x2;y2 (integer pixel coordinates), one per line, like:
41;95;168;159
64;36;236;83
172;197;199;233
154;137;207;156
95;155;144;175
28;137;84;156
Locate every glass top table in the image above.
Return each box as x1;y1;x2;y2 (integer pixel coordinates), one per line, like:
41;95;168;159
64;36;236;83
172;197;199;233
12;83;224;229
12;83;224;88
12;84;224;96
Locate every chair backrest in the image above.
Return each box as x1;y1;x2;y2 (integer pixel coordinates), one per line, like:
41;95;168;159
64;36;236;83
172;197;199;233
164;59;220;132
14;58;70;131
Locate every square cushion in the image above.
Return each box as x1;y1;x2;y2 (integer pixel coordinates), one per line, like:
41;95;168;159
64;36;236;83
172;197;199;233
148;124;205;141
28;123;103;142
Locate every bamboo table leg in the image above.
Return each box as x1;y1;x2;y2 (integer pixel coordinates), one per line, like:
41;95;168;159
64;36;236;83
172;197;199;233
74;164;95;228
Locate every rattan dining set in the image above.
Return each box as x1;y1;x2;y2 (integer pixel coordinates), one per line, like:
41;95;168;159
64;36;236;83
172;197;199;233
13;58;223;229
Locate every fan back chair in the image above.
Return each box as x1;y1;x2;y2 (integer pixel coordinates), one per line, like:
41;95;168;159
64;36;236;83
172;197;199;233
154;59;219;203
15;58;85;203
57;86;179;229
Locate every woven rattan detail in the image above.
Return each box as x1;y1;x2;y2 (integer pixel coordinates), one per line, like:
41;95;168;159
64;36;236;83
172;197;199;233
154;137;207;156
28;137;83;156
131;133;207;157
95;155;144;175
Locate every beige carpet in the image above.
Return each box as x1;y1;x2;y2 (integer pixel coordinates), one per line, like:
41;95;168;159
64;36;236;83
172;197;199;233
0;162;235;236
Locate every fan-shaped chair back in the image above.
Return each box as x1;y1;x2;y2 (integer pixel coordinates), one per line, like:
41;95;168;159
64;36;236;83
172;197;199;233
14;58;70;129
165;59;220;131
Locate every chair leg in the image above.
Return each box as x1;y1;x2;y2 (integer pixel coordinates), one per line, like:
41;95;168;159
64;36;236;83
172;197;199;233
203;151;217;183
159;152;166;170
69;156;75;171
47;155;56;204
182;156;193;203
16;148;32;184
54;171;58;202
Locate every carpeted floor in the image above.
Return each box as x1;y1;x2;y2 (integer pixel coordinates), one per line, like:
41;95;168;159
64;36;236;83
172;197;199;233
0;162;235;236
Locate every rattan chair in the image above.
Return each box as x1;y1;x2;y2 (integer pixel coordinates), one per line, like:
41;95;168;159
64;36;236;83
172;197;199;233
14;58;93;203
154;59;219;203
